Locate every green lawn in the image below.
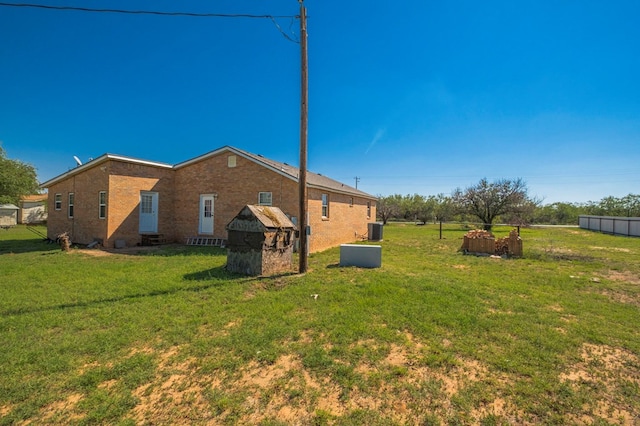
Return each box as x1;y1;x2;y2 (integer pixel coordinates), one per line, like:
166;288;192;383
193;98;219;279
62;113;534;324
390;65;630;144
1;224;639;425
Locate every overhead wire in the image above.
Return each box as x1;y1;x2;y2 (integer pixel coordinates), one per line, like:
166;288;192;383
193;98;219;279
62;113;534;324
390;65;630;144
0;2;297;19
0;2;301;42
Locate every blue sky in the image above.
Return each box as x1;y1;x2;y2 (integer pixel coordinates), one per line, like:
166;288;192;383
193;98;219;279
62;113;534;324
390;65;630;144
1;0;639;204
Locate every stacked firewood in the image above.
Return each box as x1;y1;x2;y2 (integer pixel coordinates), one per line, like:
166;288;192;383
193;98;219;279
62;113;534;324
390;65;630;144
462;228;523;257
495;236;510;256
495;229;522;256
464;229;493;239
461;229;494;254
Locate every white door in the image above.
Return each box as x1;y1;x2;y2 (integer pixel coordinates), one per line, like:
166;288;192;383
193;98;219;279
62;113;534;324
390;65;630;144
199;194;215;234
139;191;158;233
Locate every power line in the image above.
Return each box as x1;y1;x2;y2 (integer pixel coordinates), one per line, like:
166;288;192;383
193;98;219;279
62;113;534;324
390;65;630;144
0;2;301;42
0;2;298;19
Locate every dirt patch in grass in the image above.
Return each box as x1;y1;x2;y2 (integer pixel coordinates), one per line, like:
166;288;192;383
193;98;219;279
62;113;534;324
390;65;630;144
606;270;640;285
1;404;13;417
591;246;632;253
592;270;640;306
39;393;84;423
72;248;113;257
560;343;640;424
20;335;638;424
130;345;215;424
107;333;530;424
452;264;469;269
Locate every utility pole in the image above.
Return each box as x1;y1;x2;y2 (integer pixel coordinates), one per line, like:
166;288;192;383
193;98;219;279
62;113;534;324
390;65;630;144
354;176;360;189
298;0;308;273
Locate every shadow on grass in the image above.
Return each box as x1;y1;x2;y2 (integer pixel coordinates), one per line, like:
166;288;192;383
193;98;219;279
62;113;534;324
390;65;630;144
106;245;228;257
1;266;243;317
0;239;60;255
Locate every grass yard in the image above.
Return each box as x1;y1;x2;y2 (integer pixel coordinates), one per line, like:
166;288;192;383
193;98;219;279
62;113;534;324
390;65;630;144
1;224;639;425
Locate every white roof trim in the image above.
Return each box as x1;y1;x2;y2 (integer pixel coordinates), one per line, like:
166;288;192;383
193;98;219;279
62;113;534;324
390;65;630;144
307;183;377;200
174;146;299;182
40;154;172;188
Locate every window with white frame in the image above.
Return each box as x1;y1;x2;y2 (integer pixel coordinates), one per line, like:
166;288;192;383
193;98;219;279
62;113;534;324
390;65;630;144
68;193;75;218
367;201;371;218
321;193;329;218
99;191;107;219
258;192;272;206
54;193;62;210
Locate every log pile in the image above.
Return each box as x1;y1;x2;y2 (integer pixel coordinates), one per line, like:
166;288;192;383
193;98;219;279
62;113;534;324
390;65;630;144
461;228;523;257
465;229;493;239
461;229;495;255
495;235;510;256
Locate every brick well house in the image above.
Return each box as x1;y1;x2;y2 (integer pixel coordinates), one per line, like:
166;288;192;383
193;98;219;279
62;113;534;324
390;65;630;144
40;146;377;253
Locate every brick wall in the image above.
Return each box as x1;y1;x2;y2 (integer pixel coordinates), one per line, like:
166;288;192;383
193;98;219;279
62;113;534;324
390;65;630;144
46;164;109;244
173;151;376;253
107;161;174;248
47;160;174;248
307;188;376;252
46;151;377;252
174;152;299;243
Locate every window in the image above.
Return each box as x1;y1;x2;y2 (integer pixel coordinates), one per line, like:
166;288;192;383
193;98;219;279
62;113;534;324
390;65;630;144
321;193;329;218
228;155;237;168
68;193;74;218
140;194;153;214
350;197;354;207
367;201;371;218
99;191;107;219
258;192;272;206
54;193;62;210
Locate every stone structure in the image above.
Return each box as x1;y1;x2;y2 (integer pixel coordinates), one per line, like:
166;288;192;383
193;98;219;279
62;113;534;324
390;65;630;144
226;205;296;276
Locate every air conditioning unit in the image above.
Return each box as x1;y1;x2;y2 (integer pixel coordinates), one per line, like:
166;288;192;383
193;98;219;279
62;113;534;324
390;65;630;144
368;222;383;241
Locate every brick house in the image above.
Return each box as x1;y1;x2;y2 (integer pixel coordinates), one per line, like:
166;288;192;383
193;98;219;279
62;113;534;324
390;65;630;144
40;146;377;253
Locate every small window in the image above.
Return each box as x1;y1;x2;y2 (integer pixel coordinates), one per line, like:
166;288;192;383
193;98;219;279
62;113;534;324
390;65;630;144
68;193;75;218
54;193;62;210
140;194;153;214
99;191;107;219
367;201;371;218
258;192;272;206
350;197;354;207
228;155;237;168
321;193;329;218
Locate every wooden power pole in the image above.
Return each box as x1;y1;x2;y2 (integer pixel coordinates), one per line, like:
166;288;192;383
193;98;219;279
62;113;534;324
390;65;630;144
298;0;309;273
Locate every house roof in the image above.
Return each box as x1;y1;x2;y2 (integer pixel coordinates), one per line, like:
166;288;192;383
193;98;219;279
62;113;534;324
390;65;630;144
20;194;47;203
40;146;376;201
176;146;377;200
39;154;173;188
0;204;19;210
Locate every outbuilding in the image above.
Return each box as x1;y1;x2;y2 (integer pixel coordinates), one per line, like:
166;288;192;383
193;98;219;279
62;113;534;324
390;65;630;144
226;205;296;276
0;204;19;227
19;194;48;224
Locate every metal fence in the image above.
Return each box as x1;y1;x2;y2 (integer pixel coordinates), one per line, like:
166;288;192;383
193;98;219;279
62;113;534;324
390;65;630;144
579;215;640;237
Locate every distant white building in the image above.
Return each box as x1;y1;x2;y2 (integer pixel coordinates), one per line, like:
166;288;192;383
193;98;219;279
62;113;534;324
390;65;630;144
19;194;48;224
0;204;19;227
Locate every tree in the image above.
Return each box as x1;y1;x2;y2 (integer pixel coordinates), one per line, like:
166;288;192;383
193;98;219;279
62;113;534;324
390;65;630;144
0;145;40;205
621;194;640;217
452;178;536;231
432;194;455;223
376;194;400;225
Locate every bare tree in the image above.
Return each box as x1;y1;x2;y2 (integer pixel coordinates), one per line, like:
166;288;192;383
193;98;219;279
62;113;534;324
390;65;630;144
452;178;536;230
